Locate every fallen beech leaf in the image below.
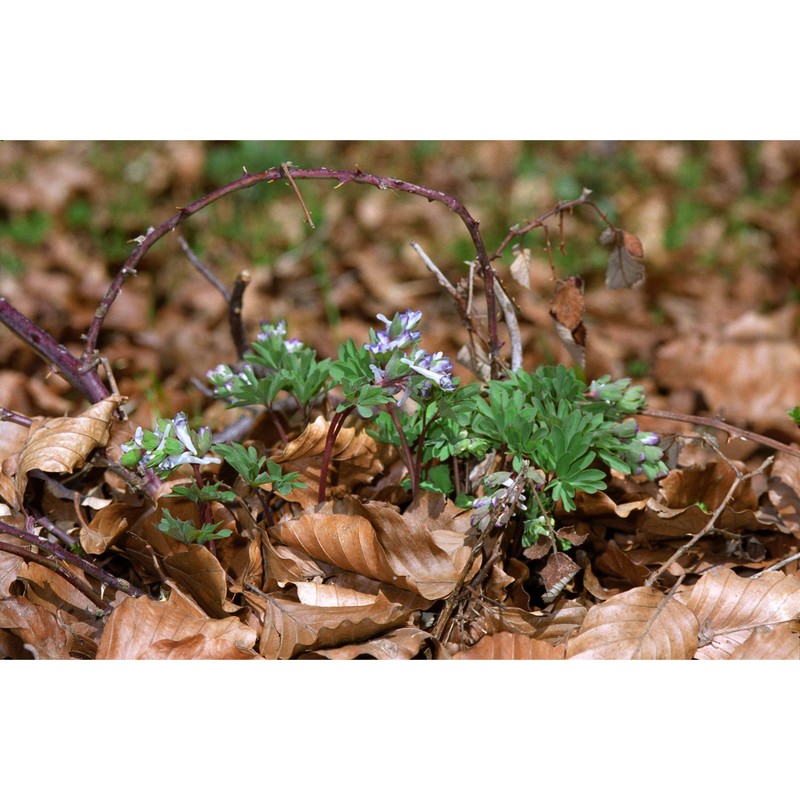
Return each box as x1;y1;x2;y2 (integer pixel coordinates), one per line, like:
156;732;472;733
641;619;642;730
729;625;800;660
273;511;399;587
16;560;105;617
0;537;26;595
594;540;649;588
97;589;256;659
566;587;699;659
139;633;261;659
79;502;133;555
259;590;410;659
0;596;74;659
549;276;586;368
683;567;800;659
163;544;239;618
14;394;123;503
452;631;566;660
294;581;381;607
301;627;433;660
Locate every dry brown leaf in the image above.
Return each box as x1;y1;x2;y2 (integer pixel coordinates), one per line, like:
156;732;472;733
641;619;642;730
594;540;649;587
273;510;399;587
0;536;26;595
682;567;800;659
163;544;239;618
729;625;800;659
301;627;433;660
601;228;646;289
259;589;410;659
14;394;123;503
0;596;74;658
541;551;580;603
15;560;106;618
79;502;134;555
452;631;566;660
96;589;256;659
767;452;800;537
139;633;262;660
566;587;699;659
509;245;532;290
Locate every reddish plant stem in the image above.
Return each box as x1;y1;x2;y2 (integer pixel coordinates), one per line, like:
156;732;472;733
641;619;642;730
386;402;420;497
317;406;353;503
0;519;145;598
0;407;32;427
80;167;503;376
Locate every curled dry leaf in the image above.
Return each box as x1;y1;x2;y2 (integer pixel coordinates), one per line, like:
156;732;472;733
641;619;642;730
549;276;587;369
600;227;646;289
452;631;566;660
79;502;134;555
14;394;124;505
509;245;532;290
540;551;580;603
682;567;800;660
594;540;650;588
258;589;410;659
566;587;699;659
96;588;257;660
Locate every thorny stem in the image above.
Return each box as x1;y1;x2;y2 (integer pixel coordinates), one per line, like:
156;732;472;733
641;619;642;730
77;167;504;377
385;402;420;498
645;456;774;587
0;519;145;600
229;270;251;361
639;408;800;461
0;297;109;403
0;539;112;612
317;406;353;503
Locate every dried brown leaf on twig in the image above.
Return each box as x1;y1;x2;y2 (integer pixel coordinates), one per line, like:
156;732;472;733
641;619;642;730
79;502;133;555
566;586;699;659
549;276;587;368
14;394;124;503
509;245;532;290
163;544;240;618
682;567;800;659
452;631;566;660
601;228;646;289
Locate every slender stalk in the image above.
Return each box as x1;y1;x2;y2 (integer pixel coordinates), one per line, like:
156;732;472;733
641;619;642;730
0;407;32;427
639;408;800;460
317;407;353;503
386;402;420;497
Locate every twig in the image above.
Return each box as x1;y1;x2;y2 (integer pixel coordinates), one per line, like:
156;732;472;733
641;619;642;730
0;407;32;427
645;456;774;587
76;166;504;378
229;270;251;360
492;276;522;372
177;234;230;299
0;297;109;403
639;408;800;461
749;551;800;579
0;538;111;612
281;162;315;228
0;519;146;599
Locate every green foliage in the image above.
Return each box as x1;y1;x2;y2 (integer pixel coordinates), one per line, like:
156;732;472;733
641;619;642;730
169;482;237;505
213;442;305;494
156;509;233;545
